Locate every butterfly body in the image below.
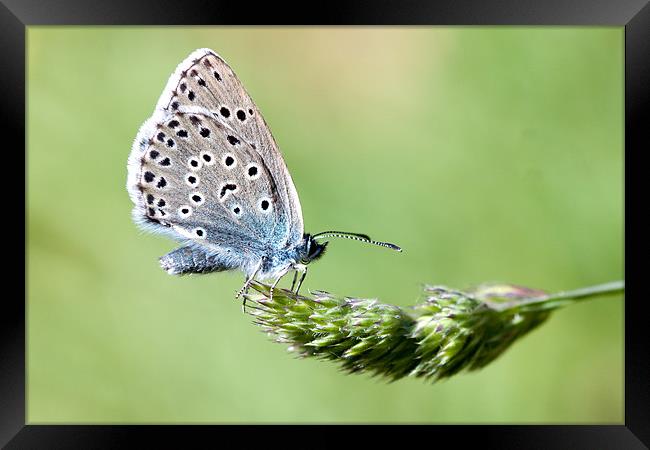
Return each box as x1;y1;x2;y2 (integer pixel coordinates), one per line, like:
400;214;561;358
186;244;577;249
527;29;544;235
158;234;325;281
127;48;398;297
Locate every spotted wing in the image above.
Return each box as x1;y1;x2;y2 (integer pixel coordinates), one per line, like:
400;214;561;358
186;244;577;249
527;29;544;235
127;106;287;256
151;48;304;248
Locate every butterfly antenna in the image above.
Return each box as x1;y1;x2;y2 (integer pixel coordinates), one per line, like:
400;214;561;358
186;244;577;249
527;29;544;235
312;231;402;252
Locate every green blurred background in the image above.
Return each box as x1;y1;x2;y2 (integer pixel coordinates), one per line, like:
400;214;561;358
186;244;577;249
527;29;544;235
27;27;623;423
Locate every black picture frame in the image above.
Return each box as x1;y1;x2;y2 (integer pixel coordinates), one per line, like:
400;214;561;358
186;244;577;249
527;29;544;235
6;0;645;447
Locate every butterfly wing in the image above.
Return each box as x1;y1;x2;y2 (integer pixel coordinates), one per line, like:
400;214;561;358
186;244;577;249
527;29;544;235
153;48;304;247
127;106;290;263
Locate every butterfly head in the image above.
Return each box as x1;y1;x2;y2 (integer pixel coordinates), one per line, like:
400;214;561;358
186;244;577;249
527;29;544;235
297;233;329;265
295;230;401;267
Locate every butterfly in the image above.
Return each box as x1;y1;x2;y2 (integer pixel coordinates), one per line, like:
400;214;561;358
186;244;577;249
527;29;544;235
126;48;401;301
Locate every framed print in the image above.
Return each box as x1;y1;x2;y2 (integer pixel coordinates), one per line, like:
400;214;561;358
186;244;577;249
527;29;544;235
5;0;646;447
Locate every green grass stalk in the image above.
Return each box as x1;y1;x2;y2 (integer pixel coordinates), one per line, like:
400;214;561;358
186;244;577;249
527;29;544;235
244;280;624;383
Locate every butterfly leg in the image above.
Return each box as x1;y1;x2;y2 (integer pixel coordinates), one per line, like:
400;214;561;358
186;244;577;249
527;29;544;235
237;259;265;313
269;268;291;302
294;265;308;296
290;271;299;292
236;259;264;299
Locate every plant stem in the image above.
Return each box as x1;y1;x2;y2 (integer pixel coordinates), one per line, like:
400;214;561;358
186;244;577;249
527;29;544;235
485;281;625;312
245;280;624;383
